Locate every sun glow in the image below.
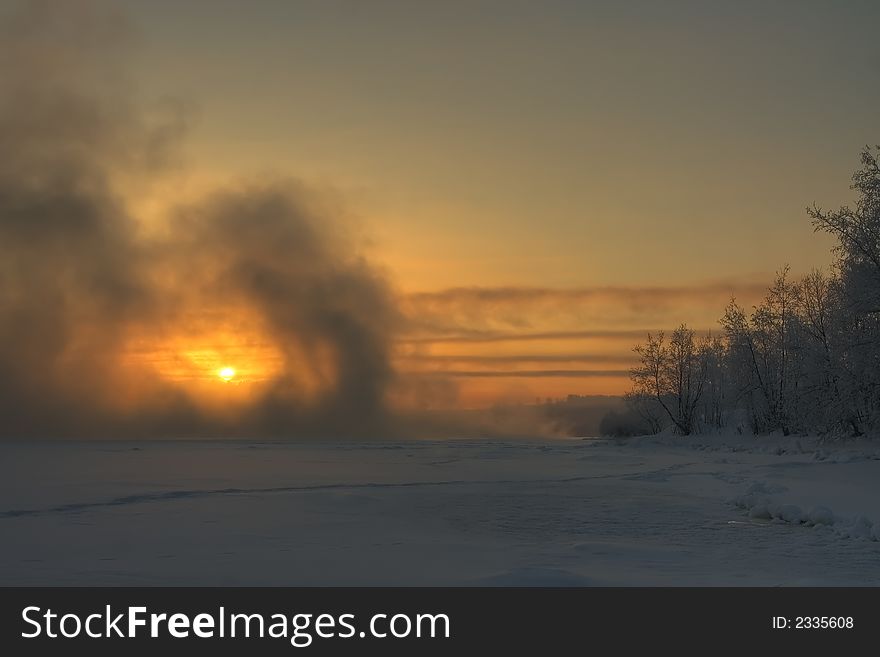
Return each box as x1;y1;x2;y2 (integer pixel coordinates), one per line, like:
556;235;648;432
218;366;236;381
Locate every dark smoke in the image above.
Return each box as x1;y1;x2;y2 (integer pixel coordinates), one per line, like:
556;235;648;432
0;1;400;439
167;184;400;438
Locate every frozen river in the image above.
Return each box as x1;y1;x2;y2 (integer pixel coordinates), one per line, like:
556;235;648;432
2;436;879;585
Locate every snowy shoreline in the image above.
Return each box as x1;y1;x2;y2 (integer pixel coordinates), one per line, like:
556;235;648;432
614;431;880;543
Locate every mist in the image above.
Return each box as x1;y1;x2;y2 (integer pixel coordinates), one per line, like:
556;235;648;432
0;1;400;439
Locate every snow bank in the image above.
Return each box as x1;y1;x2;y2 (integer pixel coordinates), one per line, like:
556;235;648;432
733;480;880;541
813;448;880;463
613;429;880;461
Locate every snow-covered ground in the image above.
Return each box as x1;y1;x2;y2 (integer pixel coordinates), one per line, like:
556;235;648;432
2;435;879;585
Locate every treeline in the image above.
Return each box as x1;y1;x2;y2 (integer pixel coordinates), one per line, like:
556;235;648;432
611;146;880;438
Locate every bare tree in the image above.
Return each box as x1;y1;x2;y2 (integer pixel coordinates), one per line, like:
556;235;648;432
630;325;706;435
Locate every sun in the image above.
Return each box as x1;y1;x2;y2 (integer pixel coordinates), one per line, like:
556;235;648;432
218;366;236;382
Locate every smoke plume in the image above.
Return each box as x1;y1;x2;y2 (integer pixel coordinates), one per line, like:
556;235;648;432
0;1;400;439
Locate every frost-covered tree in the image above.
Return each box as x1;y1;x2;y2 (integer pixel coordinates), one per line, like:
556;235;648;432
808;146;880;435
626;146;880;439
630;325;706;435
719;269;798;434
697;334;727;430
788;270;844;432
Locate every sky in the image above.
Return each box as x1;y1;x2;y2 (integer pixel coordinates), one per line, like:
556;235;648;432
119;0;877;282
0;0;877;436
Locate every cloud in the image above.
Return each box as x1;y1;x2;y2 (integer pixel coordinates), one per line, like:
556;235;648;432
422;370;630;378
402;353;628;364
0;1;774;439
163;183;401;437
399;329;669;344
400;283;767;340
406;283;768;305
393;285;751;412
0;1;399;439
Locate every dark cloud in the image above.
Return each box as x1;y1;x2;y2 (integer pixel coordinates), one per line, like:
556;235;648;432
0;1;399;439
0;1;746;441
165;183;401;437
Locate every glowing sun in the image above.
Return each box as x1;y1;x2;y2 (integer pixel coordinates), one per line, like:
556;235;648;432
218;366;236;382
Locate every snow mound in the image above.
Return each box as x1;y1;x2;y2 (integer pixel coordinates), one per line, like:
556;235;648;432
775;504;805;524
807;505;835;526
813;449;880;463
732;482;879;541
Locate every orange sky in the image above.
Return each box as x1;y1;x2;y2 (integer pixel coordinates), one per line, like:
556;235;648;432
4;1;876;425
98;0;880;408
